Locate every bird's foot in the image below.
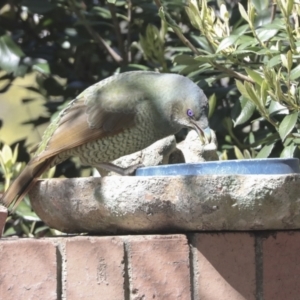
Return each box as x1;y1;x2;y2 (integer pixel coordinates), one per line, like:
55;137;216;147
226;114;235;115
96;162;144;176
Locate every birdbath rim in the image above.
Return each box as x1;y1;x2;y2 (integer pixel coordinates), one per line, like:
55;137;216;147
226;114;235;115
135;158;300;176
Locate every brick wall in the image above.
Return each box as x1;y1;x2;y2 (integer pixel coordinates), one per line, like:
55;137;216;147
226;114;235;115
1;232;300;300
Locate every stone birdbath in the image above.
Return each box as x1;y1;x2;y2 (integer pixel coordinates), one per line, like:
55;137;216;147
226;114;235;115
26;131;300;234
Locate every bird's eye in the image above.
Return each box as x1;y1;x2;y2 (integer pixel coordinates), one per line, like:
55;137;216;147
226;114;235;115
187;109;194;117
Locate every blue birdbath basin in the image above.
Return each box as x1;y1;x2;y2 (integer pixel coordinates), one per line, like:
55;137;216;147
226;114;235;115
136;158;300;176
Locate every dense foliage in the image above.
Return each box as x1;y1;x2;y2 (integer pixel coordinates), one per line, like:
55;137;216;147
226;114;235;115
0;0;299;236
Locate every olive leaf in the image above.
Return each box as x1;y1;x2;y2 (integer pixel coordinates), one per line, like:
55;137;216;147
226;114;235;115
256;143;275;158
234;146;244;159
0;34;27;76
234;96;256;126
278;112;298;141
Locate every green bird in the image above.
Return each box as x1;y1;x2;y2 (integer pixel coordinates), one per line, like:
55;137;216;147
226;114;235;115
1;71;210;209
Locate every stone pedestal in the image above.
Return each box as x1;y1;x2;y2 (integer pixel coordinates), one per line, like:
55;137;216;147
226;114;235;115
29;174;300;234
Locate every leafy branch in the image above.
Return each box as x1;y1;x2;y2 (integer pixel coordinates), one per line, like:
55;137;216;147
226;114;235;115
68;0;123;64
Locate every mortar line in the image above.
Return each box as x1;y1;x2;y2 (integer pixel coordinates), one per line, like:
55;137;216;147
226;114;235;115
123;239;131;300
187;233;198;300
56;246;62;300
255;234;264;300
57;239;67;300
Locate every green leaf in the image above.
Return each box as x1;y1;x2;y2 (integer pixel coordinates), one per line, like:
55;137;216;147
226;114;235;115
244;82;261;108
220;150;228;160
222;117;233;133
0;35;26;76
243;149;252;159
12;144;19;164
249;132;255;144
286;0;294;15
216;35;239;53
256;28;278;42
256;143;275;158
287;50;293;73
245;68;264;86
254;3;273;27
292;138;300;144
234;146;244;159
194;54;218;62
4;227;17;237
233;49;258;56
281;54;289;70
1;144;13;165
237;39;259;49
208;94;216;118
191;35;214;53
238;3;250;23
180;64;202;75
158;6;180;29
33;63;50;74
267;55;282;68
235;80;250;99
280;144;296;158
92;7;112;19
126;64;151;71
283;136;293;147
15;199;41;222
264;19;285;30
251;0;269;12
107;0;117;3
268;100;289;115
174;55;197;65
256;49;280;55
234;96;256;126
185;6;201;30
231;24;249;35
290;65;300;80
34;225;50;234
260;80;268;105
278;112;298;141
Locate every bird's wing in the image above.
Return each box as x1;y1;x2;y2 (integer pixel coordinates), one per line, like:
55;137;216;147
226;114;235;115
31;94;137;164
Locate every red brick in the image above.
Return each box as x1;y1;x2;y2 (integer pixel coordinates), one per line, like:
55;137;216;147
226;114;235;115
193;233;256;300
0;206;7;237
66;236;125;300
126;234;191;300
263;232;300;299
0;238;57;300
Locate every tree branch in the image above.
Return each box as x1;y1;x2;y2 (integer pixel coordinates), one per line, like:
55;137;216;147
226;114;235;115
127;0;132;62
211;62;255;83
153;0;253;83
68;0;123;64
153;0;200;56
107;2;127;64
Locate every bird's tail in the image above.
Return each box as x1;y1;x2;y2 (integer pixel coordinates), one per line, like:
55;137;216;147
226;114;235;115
0;158;54;210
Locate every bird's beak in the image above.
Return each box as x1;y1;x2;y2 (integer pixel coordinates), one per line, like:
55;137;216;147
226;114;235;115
190;119;211;144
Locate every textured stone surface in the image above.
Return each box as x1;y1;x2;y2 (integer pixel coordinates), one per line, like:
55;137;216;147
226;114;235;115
65;236;125;300
192;233;256;300
176;129;218;162
29;174;300;233
0;205;7;237
262;232;300;300
98;135;177;176
125;235;191;300
0;238;57;300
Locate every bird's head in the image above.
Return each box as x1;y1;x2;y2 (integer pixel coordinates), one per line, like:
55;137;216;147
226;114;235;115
155;73;211;143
